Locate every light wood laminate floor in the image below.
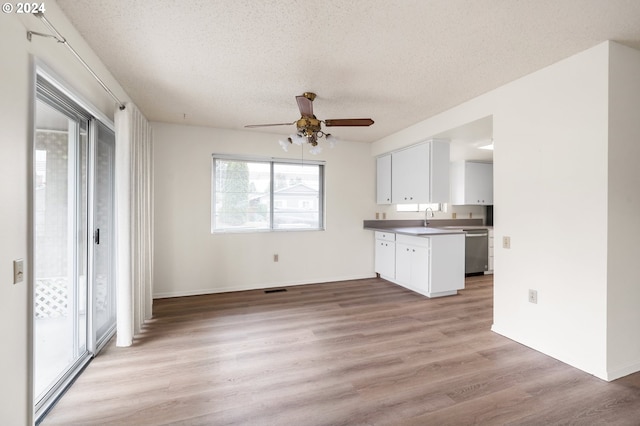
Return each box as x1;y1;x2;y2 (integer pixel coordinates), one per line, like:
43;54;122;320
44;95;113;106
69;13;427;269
43;275;640;425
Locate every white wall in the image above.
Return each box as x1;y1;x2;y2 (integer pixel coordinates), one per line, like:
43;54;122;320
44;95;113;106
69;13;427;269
493;43;610;378
372;41;640;381
606;42;640;379
152;122;376;297
0;3;128;423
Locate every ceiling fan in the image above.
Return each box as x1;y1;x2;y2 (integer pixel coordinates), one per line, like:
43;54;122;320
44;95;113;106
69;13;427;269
245;92;374;153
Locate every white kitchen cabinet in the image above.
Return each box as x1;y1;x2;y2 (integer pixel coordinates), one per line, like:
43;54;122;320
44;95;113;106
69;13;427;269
391;143;428;203
450;161;493;205
395;238;430;293
374;231;395;279
376;154;392;204
392;233;465;298
375;139;449;205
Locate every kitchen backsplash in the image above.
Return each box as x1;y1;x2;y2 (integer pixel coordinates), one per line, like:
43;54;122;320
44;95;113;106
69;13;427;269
373;204;488;224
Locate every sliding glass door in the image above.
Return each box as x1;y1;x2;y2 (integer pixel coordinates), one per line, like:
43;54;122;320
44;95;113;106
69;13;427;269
34;74;117;420
33;97;90;409
91;122;116;350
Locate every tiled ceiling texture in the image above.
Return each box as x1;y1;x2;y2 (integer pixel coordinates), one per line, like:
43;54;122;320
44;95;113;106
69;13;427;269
55;0;640;143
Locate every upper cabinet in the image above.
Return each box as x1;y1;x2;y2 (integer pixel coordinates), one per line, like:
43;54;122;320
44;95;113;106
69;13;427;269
376;154;392;204
376;139;450;205
450;161;493;205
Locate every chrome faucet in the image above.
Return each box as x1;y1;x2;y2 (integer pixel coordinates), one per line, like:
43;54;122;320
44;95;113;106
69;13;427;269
424;207;434;227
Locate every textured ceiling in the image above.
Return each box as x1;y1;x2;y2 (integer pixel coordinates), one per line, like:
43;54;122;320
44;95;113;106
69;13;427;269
57;0;640;144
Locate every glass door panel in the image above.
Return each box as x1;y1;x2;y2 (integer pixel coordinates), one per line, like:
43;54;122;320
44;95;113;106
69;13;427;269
92;121;116;349
34;99;90;404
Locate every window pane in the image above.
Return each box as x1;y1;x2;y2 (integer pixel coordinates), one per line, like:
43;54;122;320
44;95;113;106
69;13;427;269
396;203;441;212
212;157;324;232
214;160;271;231
273;163;321;230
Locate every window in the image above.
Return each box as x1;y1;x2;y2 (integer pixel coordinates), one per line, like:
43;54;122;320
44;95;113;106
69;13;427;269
396;203;444;212
212;155;324;232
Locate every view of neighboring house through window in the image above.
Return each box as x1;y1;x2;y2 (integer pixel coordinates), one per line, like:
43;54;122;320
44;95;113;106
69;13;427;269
396;203;443;212
212;155;324;232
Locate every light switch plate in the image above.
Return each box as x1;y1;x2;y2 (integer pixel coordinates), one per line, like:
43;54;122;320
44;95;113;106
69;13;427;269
13;259;24;284
503;236;511;249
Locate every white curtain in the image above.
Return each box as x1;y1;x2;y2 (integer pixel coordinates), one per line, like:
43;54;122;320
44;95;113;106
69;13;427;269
115;103;153;347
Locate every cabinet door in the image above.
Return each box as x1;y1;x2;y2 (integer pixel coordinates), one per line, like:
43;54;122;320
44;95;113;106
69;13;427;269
376;154;392;204
466;162;493;205
395;243;412;286
429;140;450;203
392;143;430;203
451;161;493;205
409;245;430;293
396;240;430;292
375;240;395;278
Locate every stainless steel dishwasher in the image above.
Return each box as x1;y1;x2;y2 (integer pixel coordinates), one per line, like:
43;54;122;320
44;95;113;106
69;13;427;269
464;229;489;275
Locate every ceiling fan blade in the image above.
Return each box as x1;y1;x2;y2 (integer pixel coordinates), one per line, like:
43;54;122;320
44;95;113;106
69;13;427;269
296;95;314;117
244;122;295;128
324;118;374;127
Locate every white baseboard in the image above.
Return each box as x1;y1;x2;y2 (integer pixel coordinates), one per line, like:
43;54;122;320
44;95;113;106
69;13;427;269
606;361;640;381
153;274;377;299
491;324;630;382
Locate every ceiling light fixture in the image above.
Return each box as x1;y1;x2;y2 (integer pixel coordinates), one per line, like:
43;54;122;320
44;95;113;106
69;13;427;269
278;119;339;155
246;92;373;155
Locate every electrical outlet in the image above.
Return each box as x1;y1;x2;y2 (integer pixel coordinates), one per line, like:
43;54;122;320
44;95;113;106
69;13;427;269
528;289;538;304
13;259;24;284
503;236;511;249
273;254;279;262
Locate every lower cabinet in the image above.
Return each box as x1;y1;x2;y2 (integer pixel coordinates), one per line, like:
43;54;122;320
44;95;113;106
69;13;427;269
375;232;465;298
374;232;396;279
395;239;429;293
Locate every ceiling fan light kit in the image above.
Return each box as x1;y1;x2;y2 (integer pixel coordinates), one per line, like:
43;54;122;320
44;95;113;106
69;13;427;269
246;92;374;155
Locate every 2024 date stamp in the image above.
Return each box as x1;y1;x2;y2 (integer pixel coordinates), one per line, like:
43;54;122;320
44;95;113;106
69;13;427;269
2;2;46;14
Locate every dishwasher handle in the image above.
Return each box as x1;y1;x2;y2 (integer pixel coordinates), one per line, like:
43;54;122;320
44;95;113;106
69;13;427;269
464;230;488;237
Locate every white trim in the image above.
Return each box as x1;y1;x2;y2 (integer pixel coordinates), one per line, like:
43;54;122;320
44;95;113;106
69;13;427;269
606;361;640;381
212;153;325;166
491;324;610;382
35;60;114;131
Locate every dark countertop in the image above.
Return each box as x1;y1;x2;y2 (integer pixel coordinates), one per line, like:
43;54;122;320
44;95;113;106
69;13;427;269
363;219;491;237
364;225;465;236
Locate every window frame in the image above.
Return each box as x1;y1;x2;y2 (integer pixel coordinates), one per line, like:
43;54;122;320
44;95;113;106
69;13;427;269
396;203;444;212
211;154;325;233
